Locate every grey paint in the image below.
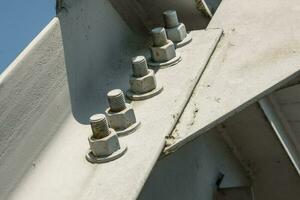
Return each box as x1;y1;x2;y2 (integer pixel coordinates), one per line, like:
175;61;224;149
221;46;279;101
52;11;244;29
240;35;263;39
0;18;70;200
204;0;222;14
259;96;300;174
1;0;300;200
140;101;300;199
139;128;249;200
2;0;223;197
109;0;211;34
215;187;253;200
221;103;300;199
58;0;143;124
274;84;300;144
0;1;217;199
165;0;300;153
7;28;222;200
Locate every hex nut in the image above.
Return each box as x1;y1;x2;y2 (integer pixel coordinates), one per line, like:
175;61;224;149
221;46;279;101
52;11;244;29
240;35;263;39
166;23;188;43
106;103;137;131
127;57;164;100
130;69;157;94
163;10;192;48
149;27;181;67
150;40;176;62
126;84;163;101
88;130;120;157
86;129;127;164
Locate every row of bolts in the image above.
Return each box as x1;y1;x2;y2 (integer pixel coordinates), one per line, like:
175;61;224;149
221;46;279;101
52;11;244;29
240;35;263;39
86;10;192;163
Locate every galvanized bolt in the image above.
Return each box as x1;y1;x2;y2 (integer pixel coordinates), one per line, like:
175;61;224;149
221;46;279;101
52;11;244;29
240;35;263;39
86;114;127;163
148;27;181;67
107;89;126;112
152;27;168;47
127;56;164;101
162;10;192;48
163;10;179;28
106;89;140;136
132;56;149;77
90;114;110;139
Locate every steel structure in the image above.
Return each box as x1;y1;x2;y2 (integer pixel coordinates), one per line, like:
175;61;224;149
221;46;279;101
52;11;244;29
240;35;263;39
1;0;300;199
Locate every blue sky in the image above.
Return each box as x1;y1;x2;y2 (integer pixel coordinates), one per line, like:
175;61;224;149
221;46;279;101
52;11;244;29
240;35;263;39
0;0;55;73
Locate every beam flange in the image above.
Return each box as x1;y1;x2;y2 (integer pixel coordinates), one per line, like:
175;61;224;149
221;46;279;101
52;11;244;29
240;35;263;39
259;96;300;175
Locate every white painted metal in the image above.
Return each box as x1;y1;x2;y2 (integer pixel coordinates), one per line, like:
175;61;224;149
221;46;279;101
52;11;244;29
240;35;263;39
0;18;69;200
7;31;221;200
139;128;249;200
259;96;300;175
165;0;300;153
218;103;300;199
127;56;163;100
140;101;300;200
2;0;300;200
274;84;300;145
0;0;222;197
109;0;211;33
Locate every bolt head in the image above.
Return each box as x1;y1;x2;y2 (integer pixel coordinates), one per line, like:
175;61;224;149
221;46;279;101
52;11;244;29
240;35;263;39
150;40;176;62
166;23;187;43
88;131;120;157
105;104;137;131
130;69;157;94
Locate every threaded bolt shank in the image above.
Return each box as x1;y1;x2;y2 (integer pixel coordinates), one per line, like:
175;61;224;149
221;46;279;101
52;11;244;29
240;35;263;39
107;89;126;112
152;27;168;47
163;10;179;28
90;114;110;139
132;56;149;77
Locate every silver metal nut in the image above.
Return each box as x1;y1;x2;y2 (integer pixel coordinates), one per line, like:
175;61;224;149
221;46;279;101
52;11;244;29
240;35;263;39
88;130;120;157
166;23;188;43
150;40;176;62
130;69;157;94
106;103;137;131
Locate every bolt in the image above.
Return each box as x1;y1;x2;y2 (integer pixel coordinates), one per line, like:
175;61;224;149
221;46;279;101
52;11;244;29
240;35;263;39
152;27;168;47
162;9;192;48
107;89;126;112
90;114;110;139
87;114;127;163
132;56;149;77
163;10;179;28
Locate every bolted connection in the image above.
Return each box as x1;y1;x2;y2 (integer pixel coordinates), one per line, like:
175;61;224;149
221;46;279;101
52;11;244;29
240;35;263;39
107;89;126;112
149;27;179;65
163;10;179;28
86;113;127;163
106;89;140;135
127;55;163;100
152;27;168;47
163;9;192;48
90;114;110;139
132;56;149;77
